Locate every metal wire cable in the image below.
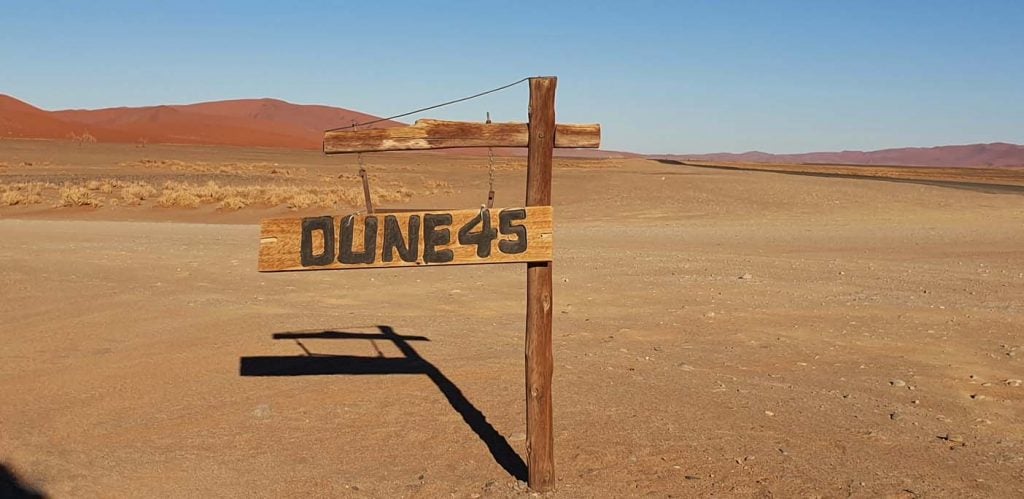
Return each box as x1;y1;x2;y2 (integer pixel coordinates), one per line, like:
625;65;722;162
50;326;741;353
325;77;530;132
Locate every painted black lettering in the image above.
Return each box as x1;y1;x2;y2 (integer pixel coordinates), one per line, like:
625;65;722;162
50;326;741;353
382;215;420;263
339;215;378;264
498;208;528;254
458;209;497;258
422;213;454;263
300;216;335;267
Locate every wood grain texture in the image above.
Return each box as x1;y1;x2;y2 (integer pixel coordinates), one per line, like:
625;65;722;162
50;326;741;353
525;76;556;492
323;119;600;153
258;206;553;272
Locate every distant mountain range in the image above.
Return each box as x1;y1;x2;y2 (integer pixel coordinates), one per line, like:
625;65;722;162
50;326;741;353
654;142;1024;168
1;93;1021;166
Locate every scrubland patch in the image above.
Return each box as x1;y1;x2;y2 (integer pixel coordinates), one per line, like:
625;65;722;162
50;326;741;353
122;159;307;177
2;174;428;211
152;180;407;210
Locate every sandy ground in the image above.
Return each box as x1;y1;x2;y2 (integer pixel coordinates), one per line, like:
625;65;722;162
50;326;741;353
2;140;1024;497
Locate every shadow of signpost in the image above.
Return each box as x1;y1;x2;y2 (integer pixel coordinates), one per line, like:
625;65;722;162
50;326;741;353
0;463;46;499
239;325;528;481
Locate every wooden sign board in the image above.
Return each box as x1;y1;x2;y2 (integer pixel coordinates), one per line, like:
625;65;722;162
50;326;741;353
259;206;553;272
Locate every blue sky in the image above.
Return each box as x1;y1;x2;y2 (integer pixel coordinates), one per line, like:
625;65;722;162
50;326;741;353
2;1;1022;153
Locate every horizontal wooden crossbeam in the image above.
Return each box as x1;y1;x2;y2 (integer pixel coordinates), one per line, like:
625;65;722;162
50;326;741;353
323;119;600;154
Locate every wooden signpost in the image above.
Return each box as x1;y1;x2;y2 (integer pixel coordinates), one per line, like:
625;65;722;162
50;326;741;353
257;76;599;492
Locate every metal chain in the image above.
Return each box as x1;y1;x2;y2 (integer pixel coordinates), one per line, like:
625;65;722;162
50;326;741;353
486;112;495;208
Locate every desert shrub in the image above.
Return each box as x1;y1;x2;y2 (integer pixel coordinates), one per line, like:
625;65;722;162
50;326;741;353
1;190;42;206
193;180;226;202
157;190;200;208
57;186;103;207
120;182;158;205
286;192;323;209
219;196;248;210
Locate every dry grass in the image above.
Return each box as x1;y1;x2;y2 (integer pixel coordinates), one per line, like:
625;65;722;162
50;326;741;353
422;179;454;195
1;191;42;206
151;180;392;210
122;159;308;177
2;174;424;211
555;159;622;169
57;185;103;207
121;182;159;205
219;196;249;210
156;190;201;209
85;179;123;193
0;182;50;206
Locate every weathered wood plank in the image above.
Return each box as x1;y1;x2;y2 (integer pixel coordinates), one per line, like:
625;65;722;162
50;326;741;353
323;119;600;153
258;206;553;272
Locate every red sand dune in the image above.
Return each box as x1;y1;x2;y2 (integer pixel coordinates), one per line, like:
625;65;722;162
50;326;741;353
0;94;126;141
1;94;402;149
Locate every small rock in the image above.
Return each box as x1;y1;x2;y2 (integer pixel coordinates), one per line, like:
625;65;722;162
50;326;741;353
253;404;271;419
684;475;701;480
764;410;775;417
970;393;985;400
739;273;753;280
1005;379;1022;387
941;433;965;444
911;399;920;405
890;411;901;421
890;379;907;387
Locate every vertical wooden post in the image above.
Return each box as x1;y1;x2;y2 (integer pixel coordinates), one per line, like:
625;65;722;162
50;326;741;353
525;76;556;492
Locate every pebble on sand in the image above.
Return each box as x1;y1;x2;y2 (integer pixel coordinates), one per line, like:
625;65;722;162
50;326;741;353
890;379;907;387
